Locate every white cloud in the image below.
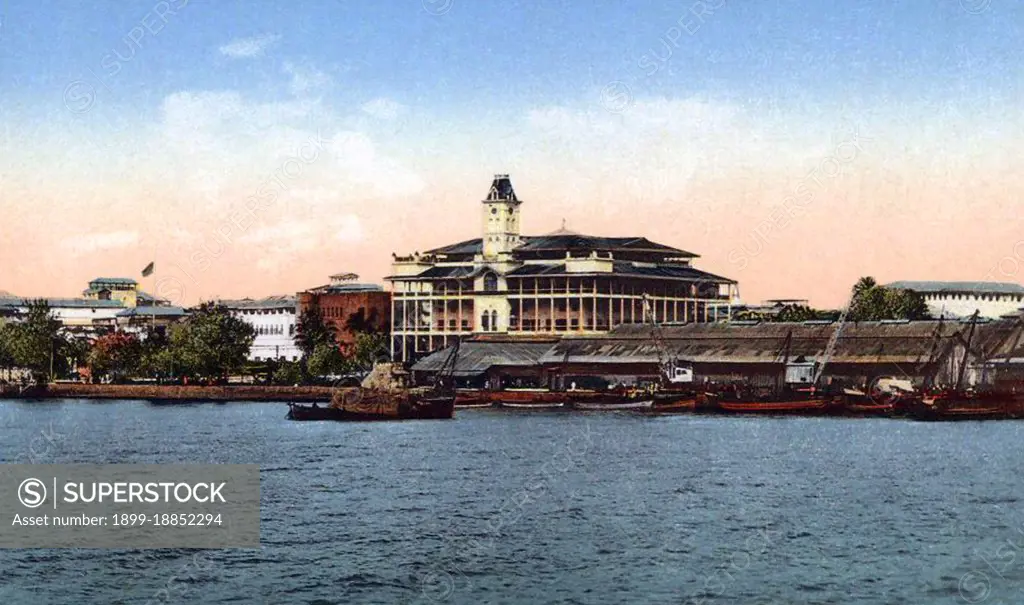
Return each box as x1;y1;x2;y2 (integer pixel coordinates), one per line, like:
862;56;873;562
218;34;281;59
334;215;365;243
361;98;405;121
240;216;365;270
63;230;139;254
329;131;425;197
283;62;332;97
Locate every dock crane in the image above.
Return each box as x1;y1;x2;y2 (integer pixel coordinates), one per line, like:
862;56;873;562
641;294;692;386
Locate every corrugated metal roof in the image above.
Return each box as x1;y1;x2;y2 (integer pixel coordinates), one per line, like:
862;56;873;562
424;234;699;259
412;340;556;376
88;277;138;285
117;306;188;318
886;281;1024;294
504;261;734;283
0;297;125;309
540;318;1024;365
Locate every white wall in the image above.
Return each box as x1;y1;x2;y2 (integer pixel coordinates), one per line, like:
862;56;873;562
231;308;302;361
924;293;1024;319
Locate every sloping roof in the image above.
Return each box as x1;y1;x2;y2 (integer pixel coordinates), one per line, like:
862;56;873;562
117;306;188;318
485;174;519;202
219;296;298;310
412;340;556;376
425;238;484;256
88;277;138;285
504;261;735;284
515;235;695;257
540;318;1024;366
886;281;1024;294
406;265;482;280
137;291;169;304
0;297;125;309
423;234;698;259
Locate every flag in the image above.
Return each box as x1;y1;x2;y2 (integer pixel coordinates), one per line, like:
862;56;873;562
141;262;154;277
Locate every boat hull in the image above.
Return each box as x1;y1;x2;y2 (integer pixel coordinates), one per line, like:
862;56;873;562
286;390;455;421
714;397;839;416
905;391;1023;421
500;401;565;409
574;399;653;411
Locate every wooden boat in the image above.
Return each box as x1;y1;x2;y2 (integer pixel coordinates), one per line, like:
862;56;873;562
841;389;897;417
454;391;493;408
288;339;460;422
287;388;455;421
574;397;653;411
715;397;836;415
906;390;1022;421
500;401;565;409
647;391;698;413
490;389;566;405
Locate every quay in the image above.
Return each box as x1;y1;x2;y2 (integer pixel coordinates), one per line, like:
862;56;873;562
1;383;337;403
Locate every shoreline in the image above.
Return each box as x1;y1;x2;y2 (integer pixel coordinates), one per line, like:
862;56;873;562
1;383;338;402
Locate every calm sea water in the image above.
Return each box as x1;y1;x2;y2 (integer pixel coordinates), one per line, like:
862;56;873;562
1;399;1023;604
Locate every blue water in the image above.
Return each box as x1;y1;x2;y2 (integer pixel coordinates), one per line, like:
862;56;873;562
1;399;1023;604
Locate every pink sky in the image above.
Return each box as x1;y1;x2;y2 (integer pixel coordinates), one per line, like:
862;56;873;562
3;96;1023;309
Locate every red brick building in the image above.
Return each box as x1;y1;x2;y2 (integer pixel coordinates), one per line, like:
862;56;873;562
297;273;391;350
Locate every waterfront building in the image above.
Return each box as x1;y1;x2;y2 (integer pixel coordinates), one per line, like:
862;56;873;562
413;315;1024;390
219;296;302;362
386;174;738;362
886;281;1024;319
297;273;391;351
0;277;177;337
82;277;147;307
111;306;189;335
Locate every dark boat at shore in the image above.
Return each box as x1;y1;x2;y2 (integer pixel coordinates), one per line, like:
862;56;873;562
904;390;1023;421
287;340;460;422
287;390;455;421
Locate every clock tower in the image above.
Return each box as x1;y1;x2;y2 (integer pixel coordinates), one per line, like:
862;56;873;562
481;174;522;260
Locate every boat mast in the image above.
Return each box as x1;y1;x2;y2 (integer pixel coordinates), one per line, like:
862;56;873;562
954;311;980;391
777;329;793;393
642;293;671;387
812;291;855;387
433;336;462;390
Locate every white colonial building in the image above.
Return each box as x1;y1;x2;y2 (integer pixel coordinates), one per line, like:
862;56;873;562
386;174;737;362
0;277;183;337
886;281;1024;319
220;296;302;362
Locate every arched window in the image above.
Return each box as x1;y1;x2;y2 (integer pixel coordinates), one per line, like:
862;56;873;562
483;272;498;292
481;312;490;332
490;310;498;331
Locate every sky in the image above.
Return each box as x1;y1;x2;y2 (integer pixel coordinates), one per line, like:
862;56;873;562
1;0;1023;307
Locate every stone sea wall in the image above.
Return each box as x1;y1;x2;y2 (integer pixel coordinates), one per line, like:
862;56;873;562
32;383;339;402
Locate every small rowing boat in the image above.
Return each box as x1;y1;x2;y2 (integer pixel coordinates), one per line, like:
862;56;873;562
500;401;565;409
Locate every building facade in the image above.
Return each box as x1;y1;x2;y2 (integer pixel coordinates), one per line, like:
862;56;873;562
220;296;302;362
297;274;391;351
886;281;1024;319
0;277;181;337
386;174;738;362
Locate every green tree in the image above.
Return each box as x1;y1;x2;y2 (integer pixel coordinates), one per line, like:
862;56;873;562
88;332;142;382
307;343;345;379
346;332;389;374
138;327;173;379
7;299;64;380
884;288;931;320
272;361;304;385
169;302;255;382
62;335;91;378
848;276;932;321
0;323;16;381
294;303;336;358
